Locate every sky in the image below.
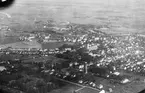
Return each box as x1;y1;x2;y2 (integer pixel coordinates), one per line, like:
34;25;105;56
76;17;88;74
1;0;145;34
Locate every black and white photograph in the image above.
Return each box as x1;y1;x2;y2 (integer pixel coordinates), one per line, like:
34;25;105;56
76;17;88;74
1;0;145;93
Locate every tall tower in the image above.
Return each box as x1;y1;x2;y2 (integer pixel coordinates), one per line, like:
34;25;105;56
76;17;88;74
84;62;88;74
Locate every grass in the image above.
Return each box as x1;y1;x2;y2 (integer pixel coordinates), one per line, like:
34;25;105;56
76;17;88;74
42;42;66;49
78;87;100;93
0;41;42;49
48;83;82;93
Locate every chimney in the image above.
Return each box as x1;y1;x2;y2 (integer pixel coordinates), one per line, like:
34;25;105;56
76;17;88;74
84;62;88;74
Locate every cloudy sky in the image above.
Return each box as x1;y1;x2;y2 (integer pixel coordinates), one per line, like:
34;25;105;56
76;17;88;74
1;0;145;34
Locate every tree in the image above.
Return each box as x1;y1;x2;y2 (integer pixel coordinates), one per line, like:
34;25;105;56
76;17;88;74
27;86;38;93
36;79;48;93
89;66;109;77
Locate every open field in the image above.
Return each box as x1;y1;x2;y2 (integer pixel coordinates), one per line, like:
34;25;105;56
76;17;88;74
48;84;81;93
42;42;65;49
0;41;42;49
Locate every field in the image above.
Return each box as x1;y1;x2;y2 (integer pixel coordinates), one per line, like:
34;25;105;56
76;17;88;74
42;42;66;49
48;84;81;93
0;41;42;49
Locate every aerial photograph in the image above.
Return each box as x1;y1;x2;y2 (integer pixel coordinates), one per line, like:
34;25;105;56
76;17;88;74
1;0;145;93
